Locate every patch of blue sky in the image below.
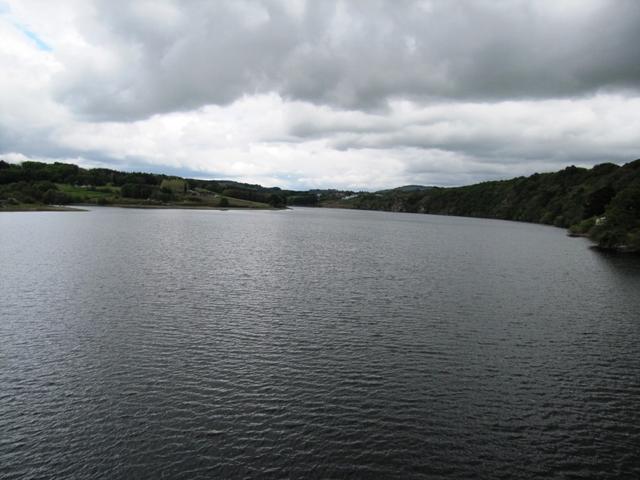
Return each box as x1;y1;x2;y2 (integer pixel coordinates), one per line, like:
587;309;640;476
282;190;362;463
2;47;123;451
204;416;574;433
5;15;53;51
12;22;52;51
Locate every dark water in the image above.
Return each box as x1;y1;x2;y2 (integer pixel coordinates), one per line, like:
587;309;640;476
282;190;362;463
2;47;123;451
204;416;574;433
2;207;640;479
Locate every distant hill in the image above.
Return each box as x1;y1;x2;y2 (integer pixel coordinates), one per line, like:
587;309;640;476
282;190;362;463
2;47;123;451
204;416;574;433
376;185;436;194
2;157;639;252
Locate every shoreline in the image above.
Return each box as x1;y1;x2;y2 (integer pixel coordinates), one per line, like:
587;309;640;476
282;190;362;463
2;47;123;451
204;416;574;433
320;204;640;254
1;203;286;212
0;205;86;212
110;203;283;210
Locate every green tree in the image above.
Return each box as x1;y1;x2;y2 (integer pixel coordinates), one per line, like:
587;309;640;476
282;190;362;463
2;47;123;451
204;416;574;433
584;186;616;218
268;193;286;208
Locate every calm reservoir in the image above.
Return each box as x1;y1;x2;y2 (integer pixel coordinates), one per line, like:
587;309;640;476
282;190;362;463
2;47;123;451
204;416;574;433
2;207;640;478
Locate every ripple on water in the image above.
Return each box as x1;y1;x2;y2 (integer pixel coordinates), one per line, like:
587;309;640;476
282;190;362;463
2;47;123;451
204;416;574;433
1;207;640;479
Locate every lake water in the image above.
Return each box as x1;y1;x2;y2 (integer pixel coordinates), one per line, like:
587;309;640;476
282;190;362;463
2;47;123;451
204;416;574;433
2;207;640;479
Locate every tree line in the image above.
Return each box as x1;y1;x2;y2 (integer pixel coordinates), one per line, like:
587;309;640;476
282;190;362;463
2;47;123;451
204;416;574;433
340;160;640;252
0;160;294;208
2;157;638;251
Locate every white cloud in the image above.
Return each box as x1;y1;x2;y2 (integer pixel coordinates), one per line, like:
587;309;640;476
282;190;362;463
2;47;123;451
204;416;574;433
1;0;640;190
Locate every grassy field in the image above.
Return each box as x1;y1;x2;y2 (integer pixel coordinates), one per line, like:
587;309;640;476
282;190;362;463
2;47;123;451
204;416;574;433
2;180;278;211
56;184;274;209
57;184;120;200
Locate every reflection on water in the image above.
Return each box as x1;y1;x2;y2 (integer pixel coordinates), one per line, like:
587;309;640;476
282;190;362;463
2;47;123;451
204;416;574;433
1;207;639;479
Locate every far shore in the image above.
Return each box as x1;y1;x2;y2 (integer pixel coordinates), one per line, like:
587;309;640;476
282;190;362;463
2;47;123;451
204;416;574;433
82;203;285;211
0;204;87;212
1;203;287;212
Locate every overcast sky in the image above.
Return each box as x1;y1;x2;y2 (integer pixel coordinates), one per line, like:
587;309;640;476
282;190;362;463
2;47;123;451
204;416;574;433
1;0;639;190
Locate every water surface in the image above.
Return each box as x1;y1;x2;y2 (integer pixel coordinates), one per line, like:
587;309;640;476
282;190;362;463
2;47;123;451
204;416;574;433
2;207;640;478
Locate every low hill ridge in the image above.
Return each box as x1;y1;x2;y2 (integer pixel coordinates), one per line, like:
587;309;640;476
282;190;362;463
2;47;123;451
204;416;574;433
2;158;639;251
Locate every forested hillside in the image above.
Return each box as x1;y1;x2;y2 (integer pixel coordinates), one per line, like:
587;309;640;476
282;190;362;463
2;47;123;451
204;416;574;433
335;160;640;252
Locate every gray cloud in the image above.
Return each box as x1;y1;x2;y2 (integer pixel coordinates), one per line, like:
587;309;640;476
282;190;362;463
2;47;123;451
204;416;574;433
283;94;640;171
54;0;640;120
2;0;640;190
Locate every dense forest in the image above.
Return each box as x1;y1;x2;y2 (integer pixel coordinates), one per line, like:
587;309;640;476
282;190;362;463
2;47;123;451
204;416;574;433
331;160;640;252
2;158;639;252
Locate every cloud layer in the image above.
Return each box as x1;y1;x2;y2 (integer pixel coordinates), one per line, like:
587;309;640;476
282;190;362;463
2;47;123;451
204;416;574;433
1;0;640;189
